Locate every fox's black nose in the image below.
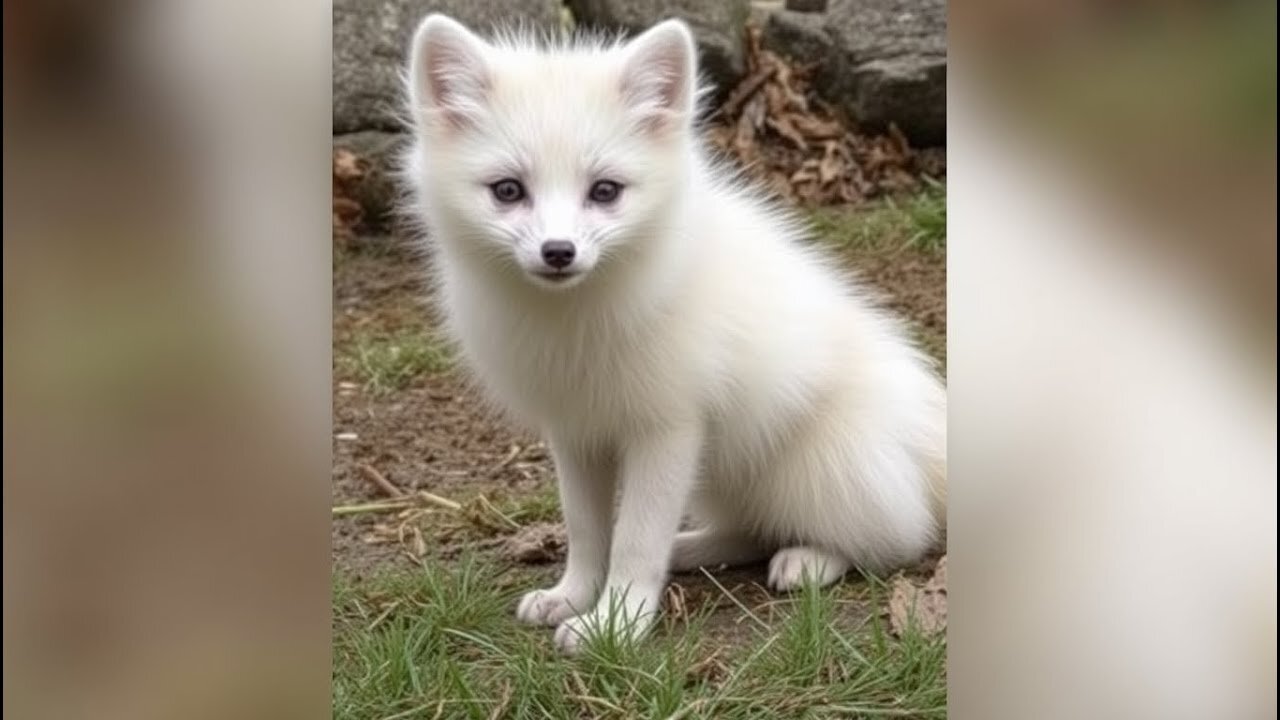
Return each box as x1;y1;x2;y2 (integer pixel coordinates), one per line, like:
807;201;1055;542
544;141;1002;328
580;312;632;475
540;240;576;269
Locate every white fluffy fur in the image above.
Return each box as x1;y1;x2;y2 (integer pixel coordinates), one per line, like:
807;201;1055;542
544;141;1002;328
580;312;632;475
402;15;947;653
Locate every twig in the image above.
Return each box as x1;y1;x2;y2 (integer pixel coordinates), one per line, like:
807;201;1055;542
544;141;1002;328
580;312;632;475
823;705;945;717
700;567;771;631
721;65;777;119
358;463;404;498
475;494;520;529
418;490;462;511
377;703;435;720
490;444;522;473
332;489;462;516
664;699;710;720
487;682;512;720
366;600;401;632
569;696;625;714
332;499;415;516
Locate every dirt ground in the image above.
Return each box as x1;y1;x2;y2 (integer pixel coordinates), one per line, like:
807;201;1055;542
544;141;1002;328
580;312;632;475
332;223;946;623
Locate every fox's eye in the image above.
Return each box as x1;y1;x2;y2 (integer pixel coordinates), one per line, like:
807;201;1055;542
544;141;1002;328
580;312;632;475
490;179;525;204
588;180;622;204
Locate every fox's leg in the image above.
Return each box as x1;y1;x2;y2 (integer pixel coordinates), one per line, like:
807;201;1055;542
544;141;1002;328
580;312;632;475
516;437;615;627
553;423;701;653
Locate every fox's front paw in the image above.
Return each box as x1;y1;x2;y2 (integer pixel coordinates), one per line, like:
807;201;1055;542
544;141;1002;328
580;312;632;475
552;595;658;654
516;585;594;627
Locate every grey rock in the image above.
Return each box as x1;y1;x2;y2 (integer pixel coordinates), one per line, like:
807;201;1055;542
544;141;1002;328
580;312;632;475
333;0;562;134
762;0;946;146
334;131;408;234
567;0;752;99
762;9;833;67
846;56;946;146
822;0;946;145
824;0;945;67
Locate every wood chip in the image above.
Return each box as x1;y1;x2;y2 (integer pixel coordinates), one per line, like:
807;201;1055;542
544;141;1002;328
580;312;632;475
358;463;404;498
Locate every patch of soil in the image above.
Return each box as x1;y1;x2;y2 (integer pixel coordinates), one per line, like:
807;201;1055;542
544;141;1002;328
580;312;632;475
855;251;947;369
332;247;548;577
330;373;542;577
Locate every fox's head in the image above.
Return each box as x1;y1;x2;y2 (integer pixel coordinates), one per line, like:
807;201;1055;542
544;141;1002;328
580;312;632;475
404;15;699;291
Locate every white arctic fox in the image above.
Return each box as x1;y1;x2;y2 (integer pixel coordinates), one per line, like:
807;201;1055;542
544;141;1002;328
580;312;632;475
402;15;946;652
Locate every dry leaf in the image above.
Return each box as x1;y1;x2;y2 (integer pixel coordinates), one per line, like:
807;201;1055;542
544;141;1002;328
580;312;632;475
768;114;809;151
333;148;365;182
771;59;809;112
334;197;363;226
333;148;368;246
501;522;565;564
767;172;795;201
791;114;844;140
744;24;764;73
706;22;944;206
888;123;911;157
925;555;947;593
887;554;947;637
663;583;689;622
742;91;768;132
763;82;788;118
686;650;728;684
818;141;846;185
721;66;775;119
409;525;427;559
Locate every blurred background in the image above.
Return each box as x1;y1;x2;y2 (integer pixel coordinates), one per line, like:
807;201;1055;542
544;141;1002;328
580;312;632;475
5;0;1275;718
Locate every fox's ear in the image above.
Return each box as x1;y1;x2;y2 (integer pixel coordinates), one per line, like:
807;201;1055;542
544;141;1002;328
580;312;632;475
407;14;491;129
620;20;697;132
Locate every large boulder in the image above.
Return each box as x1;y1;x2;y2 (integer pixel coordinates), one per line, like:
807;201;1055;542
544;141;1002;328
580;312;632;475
333;0;563;134
567;0;752;99
763;0;946;146
762;8;832;66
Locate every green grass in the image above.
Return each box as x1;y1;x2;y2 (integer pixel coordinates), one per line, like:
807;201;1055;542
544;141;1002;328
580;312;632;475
338;329;452;395
333;560;947;719
495;486;562;526
809;183;946;255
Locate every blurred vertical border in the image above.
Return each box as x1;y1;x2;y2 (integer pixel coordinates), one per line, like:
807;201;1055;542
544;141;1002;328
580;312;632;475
4;1;332;718
948;1;1276;718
